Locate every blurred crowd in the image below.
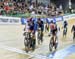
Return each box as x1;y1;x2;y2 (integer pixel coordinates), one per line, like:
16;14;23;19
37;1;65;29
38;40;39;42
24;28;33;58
0;1;63;17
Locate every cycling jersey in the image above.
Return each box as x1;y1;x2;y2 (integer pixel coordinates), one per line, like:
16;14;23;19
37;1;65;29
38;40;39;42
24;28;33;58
50;23;57;35
29;23;34;32
37;20;44;31
50;23;56;30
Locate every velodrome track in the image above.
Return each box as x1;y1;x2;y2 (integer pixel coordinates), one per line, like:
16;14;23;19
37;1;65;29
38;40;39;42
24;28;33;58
0;19;75;59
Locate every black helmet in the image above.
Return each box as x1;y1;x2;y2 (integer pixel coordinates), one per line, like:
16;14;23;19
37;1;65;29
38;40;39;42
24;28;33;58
51;20;53;23
64;20;67;23
38;18;41;21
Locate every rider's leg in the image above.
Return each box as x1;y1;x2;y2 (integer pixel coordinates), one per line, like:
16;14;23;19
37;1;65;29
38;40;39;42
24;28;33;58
48;29;52;36
32;36;36;51
63;29;65;37
65;27;67;37
53;30;58;50
41;31;43;43
54;36;58;50
73;32;75;40
35;31;38;46
49;38;53;51
38;31;40;44
29;32;33;48
63;29;66;37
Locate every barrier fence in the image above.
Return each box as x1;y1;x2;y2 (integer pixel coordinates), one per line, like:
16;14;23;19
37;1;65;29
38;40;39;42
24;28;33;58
0;14;75;59
0;14;75;25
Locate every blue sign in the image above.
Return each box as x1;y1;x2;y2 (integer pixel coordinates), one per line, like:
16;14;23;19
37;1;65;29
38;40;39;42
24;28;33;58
46;18;54;24
21;16;63;25
55;16;63;22
21;17;27;25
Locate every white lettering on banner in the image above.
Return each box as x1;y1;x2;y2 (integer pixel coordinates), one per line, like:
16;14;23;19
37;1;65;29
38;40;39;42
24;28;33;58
0;16;21;24
41;18;44;21
0;18;8;22
0;14;75;25
55;17;63;22
47;18;53;22
63;15;70;21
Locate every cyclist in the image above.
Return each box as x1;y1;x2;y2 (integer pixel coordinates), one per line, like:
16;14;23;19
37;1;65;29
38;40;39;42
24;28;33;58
23;19;31;52
24;18;36;52
71;25;75;40
49;20;58;51
63;20;68;37
37;18;44;44
28;18;36;51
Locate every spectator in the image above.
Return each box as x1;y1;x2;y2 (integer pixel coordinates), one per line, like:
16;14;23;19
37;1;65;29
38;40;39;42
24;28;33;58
0;0;63;17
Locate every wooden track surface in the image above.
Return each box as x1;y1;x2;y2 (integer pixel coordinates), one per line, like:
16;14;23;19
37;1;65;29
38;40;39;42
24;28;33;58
0;19;75;59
